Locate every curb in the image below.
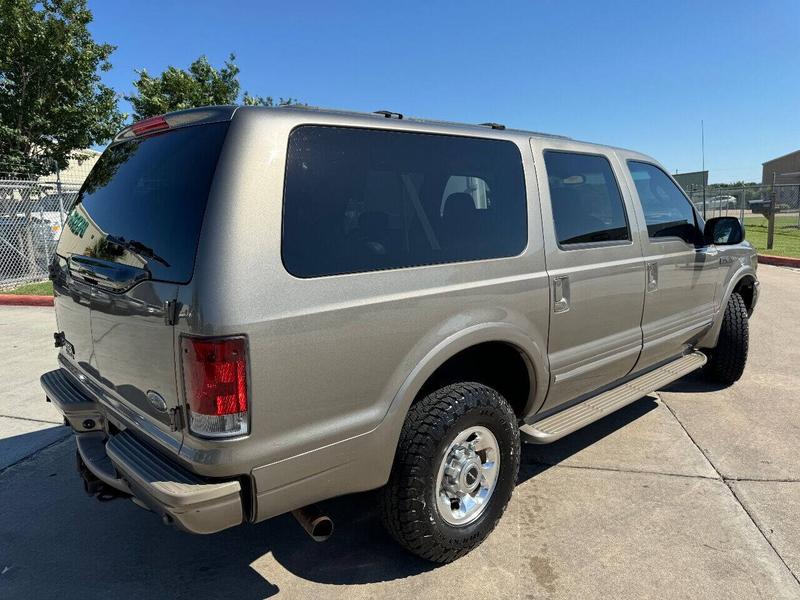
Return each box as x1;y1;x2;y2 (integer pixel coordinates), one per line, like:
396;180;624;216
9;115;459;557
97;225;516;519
0;294;54;307
758;254;800;268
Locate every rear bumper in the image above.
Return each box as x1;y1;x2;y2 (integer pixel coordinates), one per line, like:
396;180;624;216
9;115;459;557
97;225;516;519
40;368;244;534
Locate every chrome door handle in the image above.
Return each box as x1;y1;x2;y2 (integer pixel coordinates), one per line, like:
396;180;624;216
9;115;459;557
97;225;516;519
646;262;658;292
553;276;570;313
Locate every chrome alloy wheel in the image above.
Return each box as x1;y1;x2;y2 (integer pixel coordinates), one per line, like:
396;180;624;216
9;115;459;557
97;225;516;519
435;425;500;526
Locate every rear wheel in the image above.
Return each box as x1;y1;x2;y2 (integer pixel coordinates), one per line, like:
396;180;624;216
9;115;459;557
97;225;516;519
379;382;520;563
705;292;749;384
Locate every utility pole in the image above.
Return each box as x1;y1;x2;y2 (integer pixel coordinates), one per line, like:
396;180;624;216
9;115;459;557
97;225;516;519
701;120;706;219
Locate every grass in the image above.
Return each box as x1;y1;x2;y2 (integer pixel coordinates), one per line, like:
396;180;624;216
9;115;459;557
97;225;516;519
4;280;54;295
743;215;800;258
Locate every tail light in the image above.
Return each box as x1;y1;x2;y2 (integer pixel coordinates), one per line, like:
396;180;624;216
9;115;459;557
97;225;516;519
181;336;249;438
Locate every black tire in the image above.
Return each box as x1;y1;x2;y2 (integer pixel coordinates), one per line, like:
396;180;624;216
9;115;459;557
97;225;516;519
705;292;749;384
379;382;520;563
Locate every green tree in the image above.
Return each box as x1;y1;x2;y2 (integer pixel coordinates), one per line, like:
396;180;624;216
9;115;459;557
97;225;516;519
126;54;300;120
242;92;301;107
0;0;124;176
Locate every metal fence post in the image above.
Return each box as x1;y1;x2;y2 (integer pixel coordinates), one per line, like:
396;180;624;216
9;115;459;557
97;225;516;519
56;167;66;228
766;172;776;250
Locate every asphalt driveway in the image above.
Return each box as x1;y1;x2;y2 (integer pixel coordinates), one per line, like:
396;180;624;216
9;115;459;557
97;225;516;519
1;264;798;599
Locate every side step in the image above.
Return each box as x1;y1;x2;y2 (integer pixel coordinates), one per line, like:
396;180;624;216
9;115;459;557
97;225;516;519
521;351;706;444
41;368;102;432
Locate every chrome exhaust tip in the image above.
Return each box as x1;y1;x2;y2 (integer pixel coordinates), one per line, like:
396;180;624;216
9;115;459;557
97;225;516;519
292;504;334;542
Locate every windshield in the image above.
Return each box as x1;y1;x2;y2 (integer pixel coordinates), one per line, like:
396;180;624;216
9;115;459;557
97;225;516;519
57;122;229;283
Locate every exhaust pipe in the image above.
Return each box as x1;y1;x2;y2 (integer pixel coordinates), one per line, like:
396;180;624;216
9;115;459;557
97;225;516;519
292;504;334;542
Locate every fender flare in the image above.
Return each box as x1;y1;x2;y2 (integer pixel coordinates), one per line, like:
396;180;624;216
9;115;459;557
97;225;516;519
699;265;758;349
368;322;548;483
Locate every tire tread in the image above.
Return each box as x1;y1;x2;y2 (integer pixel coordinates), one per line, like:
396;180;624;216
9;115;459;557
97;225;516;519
379;382;519;563
706;292;749;384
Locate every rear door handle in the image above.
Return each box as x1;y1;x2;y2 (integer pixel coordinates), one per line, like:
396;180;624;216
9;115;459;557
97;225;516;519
646;262;658;292
553;276;570;313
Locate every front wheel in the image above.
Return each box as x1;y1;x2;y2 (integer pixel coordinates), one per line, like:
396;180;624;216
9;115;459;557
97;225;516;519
705;292;749;384
379;382;520;563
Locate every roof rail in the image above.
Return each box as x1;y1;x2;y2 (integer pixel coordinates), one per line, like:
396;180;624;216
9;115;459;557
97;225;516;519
374;110;403;120
480;122;506;130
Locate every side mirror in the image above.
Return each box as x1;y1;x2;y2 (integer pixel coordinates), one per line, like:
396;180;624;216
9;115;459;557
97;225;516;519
704;216;744;246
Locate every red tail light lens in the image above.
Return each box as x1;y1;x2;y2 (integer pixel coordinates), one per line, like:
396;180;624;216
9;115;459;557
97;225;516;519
181;336;249;438
131;115;169;137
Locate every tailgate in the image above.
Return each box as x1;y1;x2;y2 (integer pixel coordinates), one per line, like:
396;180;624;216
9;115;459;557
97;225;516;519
51;117;231;444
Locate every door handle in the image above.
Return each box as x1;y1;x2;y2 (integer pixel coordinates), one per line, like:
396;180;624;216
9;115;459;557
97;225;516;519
646;262;658;292
553;276;570;313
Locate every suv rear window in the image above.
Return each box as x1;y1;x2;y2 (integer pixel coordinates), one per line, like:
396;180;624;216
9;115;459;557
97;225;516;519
57;122;229;283
282;126;527;278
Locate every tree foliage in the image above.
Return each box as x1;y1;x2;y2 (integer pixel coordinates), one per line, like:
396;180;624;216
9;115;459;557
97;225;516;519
0;0;125;176
126;54;300;120
126;55;240;120
242;92;301;108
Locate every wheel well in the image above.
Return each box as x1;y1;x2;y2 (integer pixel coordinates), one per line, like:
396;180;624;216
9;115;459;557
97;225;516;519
734;276;756;315
415;342;532;419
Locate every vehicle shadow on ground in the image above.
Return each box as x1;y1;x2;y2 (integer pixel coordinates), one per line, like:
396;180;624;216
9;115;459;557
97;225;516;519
0;437;434;599
518;394;659;483
0;395;660;598
661;369;731;393
0;423;69;471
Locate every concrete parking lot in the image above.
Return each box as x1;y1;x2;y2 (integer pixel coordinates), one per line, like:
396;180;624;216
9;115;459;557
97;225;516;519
1;264;799;599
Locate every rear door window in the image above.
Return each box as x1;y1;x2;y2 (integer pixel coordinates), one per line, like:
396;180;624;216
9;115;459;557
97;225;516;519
57;122;229;283
627;161;699;243
543;151;630;246
282;126;527;278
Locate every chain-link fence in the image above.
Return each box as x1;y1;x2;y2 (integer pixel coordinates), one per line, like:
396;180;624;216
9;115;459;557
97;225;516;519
683;182;800;222
684;182;800;255
0;168;89;290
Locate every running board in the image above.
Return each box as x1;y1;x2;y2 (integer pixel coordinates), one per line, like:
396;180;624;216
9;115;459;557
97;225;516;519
521;351;707;444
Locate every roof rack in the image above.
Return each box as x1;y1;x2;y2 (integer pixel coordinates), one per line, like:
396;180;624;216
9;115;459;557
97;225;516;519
374;110;403;120
479;122;506;130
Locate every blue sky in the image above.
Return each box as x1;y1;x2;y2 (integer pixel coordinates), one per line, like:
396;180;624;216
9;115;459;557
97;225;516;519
88;0;799;183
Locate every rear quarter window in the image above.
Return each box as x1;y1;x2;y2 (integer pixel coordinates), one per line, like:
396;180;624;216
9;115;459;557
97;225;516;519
282;126;528;278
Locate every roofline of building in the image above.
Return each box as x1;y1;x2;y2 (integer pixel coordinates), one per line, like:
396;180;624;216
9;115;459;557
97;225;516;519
762;148;800;166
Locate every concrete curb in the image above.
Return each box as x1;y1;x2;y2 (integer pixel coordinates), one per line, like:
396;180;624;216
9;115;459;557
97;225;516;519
0;294;54;307
758;254;800;268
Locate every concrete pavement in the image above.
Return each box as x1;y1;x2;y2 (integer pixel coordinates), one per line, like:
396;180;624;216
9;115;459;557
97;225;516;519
0;306;67;470
0;264;799;599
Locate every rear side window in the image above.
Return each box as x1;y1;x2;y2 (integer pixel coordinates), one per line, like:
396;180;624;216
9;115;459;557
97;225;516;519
543;151;630;246
628;161;698;243
282;126;527;278
57;122;229;283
